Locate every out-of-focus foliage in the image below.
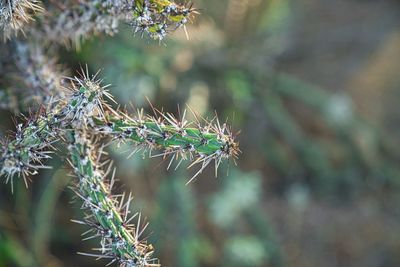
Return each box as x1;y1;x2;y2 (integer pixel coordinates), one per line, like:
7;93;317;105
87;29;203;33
2;0;400;266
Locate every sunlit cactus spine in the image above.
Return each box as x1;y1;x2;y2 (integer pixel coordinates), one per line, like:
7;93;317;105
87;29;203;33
0;1;239;266
0;0;43;40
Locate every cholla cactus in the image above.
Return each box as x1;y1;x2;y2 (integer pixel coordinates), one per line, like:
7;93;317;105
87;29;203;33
0;1;239;266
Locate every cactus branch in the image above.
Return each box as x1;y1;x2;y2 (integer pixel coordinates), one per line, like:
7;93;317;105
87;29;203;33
67;129;159;267
94;108;240;183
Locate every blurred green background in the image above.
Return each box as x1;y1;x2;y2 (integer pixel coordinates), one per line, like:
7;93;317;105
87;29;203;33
2;0;400;266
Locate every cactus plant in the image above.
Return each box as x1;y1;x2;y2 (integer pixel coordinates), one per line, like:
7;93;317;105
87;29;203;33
0;1;239;266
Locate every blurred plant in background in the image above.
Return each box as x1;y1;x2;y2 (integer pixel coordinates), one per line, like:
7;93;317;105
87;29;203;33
2;0;400;267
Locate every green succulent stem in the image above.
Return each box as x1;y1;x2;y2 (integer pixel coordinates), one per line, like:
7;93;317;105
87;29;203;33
93;115;228;157
67;129;158;266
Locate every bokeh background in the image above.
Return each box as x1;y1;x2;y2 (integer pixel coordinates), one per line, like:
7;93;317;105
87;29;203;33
2;0;400;266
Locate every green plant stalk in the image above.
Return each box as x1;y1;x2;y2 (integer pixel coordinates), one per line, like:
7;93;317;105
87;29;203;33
94;115;233;157
67;129;158;266
92;108;239;184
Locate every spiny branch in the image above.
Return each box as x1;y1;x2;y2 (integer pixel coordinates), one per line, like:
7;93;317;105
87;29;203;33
67;129;159;267
94;108;240;184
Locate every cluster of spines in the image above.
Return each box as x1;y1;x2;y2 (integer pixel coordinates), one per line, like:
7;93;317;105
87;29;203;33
0;110;55;192
1;1;196;45
38;0;197;46
132;0;198;41
67;130;159;267
0;70;109;191
0;0;43;40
